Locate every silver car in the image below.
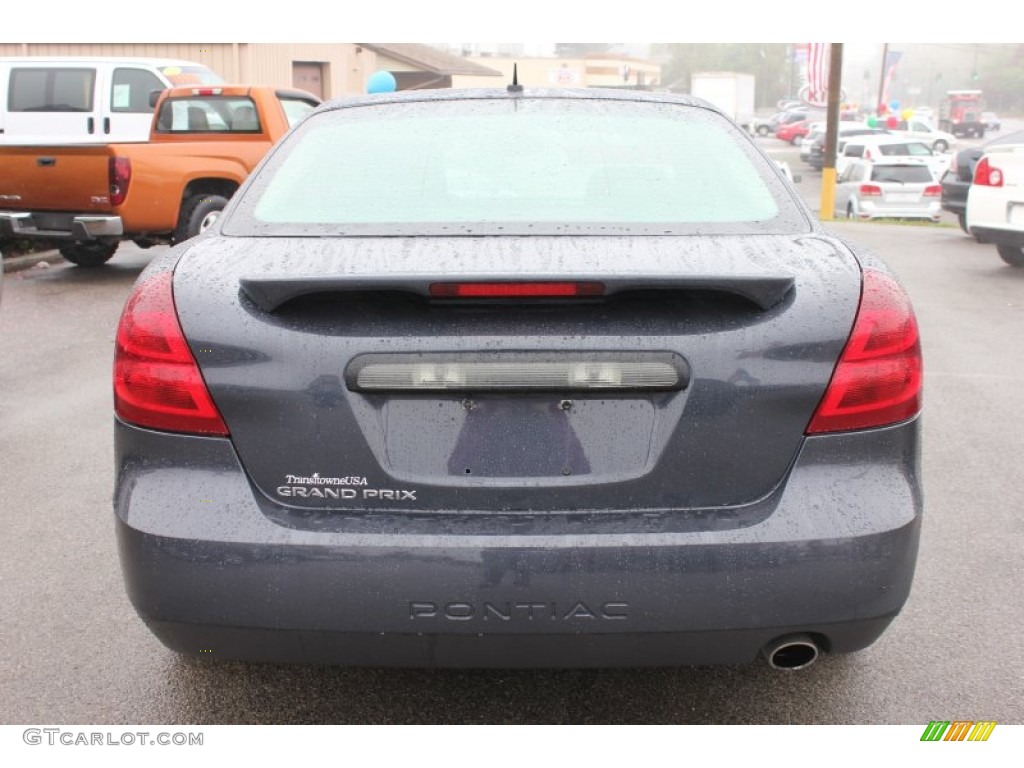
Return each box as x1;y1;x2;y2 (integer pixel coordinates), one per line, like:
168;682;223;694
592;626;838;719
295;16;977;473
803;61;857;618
835;159;942;221
113;88;923;670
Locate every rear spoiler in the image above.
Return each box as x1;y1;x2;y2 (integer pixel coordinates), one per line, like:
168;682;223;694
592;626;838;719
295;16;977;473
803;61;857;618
239;274;795;313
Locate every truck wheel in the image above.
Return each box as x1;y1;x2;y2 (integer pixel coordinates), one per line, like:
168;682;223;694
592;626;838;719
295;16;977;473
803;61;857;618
997;244;1024;268
933;140;949;153
58;241;118;267
757;125;770;136
175;195;229;242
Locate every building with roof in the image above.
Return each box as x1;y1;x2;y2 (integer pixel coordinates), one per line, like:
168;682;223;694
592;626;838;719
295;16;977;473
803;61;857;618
0;43;502;98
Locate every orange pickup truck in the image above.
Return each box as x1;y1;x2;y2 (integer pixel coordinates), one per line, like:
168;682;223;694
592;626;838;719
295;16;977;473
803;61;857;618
0;85;320;265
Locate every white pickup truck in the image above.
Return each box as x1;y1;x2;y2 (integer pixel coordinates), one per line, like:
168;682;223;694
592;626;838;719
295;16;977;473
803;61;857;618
966;144;1024;267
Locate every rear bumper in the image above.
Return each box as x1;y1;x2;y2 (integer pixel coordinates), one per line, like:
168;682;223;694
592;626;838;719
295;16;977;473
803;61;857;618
114;418;923;667
857;201;940;221
971;226;1024;247
0;210;122;239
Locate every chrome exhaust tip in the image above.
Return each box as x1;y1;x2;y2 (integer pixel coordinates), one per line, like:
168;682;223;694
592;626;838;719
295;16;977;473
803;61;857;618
762;634;820;670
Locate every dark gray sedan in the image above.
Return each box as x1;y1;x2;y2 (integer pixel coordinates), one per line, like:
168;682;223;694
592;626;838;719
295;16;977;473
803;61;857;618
113;88;923;670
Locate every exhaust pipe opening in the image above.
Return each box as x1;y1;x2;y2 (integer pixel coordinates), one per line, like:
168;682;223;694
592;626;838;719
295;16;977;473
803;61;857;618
762;634;820;671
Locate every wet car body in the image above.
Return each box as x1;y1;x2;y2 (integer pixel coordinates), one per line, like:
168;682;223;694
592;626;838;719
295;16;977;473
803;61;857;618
114;89;923;668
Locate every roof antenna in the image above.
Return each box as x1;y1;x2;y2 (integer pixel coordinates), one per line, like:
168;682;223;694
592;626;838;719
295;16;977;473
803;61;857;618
507;63;523;93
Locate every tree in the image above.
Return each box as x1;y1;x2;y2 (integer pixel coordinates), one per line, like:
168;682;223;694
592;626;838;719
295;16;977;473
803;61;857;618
978;44;1024;112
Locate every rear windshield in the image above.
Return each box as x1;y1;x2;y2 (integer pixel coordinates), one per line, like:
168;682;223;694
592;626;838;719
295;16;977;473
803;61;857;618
223;96;807;237
156;96;260;133
869;165;934;183
878;142;932;157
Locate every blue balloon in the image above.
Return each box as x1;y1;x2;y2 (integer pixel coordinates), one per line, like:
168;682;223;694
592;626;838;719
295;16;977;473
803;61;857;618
889;99;901;111
367;71;397;94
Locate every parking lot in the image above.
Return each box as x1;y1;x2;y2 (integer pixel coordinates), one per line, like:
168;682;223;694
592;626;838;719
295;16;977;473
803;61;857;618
1;215;1022;724
757;117;1024;223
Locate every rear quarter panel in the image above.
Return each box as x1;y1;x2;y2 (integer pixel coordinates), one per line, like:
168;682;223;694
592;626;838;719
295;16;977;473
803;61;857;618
113;137;272;233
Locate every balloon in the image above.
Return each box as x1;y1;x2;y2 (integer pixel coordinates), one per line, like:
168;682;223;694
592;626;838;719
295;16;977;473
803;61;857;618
886;115;899;128
367;71;397;94
877;103;888;115
867;116;878;128
901;108;914;120
889;99;901;111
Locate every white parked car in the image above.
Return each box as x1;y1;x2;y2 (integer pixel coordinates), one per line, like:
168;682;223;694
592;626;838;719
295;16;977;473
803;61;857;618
834;159;941;221
891;119;957;153
836;136;951;180
966;144;1024;266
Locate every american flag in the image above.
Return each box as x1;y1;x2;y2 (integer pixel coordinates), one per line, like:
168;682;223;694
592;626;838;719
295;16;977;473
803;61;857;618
881;50;903;104
806;43;831;105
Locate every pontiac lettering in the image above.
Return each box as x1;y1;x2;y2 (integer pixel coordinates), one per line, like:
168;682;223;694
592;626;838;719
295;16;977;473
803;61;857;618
409;600;629;621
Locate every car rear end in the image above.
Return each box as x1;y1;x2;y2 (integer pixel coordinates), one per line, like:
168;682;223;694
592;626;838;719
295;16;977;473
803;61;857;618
0;144;124;241
967;145;1024;265
854;163;942;221
113;90;922;668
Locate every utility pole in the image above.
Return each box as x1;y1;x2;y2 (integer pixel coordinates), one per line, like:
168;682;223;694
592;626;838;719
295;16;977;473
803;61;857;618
819;43;843;222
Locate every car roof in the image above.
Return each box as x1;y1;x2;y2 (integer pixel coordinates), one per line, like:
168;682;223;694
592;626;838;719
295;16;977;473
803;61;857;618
845;135;930;146
854;159;934;168
316;87;726;116
321;86;701;106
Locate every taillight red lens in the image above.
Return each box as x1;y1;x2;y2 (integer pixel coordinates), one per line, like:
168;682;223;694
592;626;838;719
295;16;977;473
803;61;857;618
806;269;922;434
429;282;605;298
859;184;883;196
924;184;942;196
109;156;131;207
114;271;229;435
973;156;1003;187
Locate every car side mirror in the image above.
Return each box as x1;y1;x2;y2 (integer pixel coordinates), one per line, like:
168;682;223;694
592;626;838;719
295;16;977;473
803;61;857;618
149;90;165;109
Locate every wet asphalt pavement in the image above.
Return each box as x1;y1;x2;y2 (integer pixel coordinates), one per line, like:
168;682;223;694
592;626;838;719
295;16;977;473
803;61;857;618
1;223;1022;724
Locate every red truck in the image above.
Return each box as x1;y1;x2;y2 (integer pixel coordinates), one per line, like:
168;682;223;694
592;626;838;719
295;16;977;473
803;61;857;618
0;85;320;266
939;90;986;139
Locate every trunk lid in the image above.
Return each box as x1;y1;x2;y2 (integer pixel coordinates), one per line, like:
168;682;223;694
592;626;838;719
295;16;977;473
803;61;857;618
173;233;861;513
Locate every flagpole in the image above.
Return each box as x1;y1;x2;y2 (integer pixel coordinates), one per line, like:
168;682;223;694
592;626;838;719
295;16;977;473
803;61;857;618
876;42;889;110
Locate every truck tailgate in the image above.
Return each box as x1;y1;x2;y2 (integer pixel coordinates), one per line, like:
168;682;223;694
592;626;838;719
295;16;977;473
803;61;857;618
0;146;114;212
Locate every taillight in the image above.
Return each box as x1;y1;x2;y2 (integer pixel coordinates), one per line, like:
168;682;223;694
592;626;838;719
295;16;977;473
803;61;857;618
109;156;131;207
806;269;922;434
114;271;229;436
973;157;1003;187
924;184;942;196
190;87;223;96
859;184;883;196
429;282;605;298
